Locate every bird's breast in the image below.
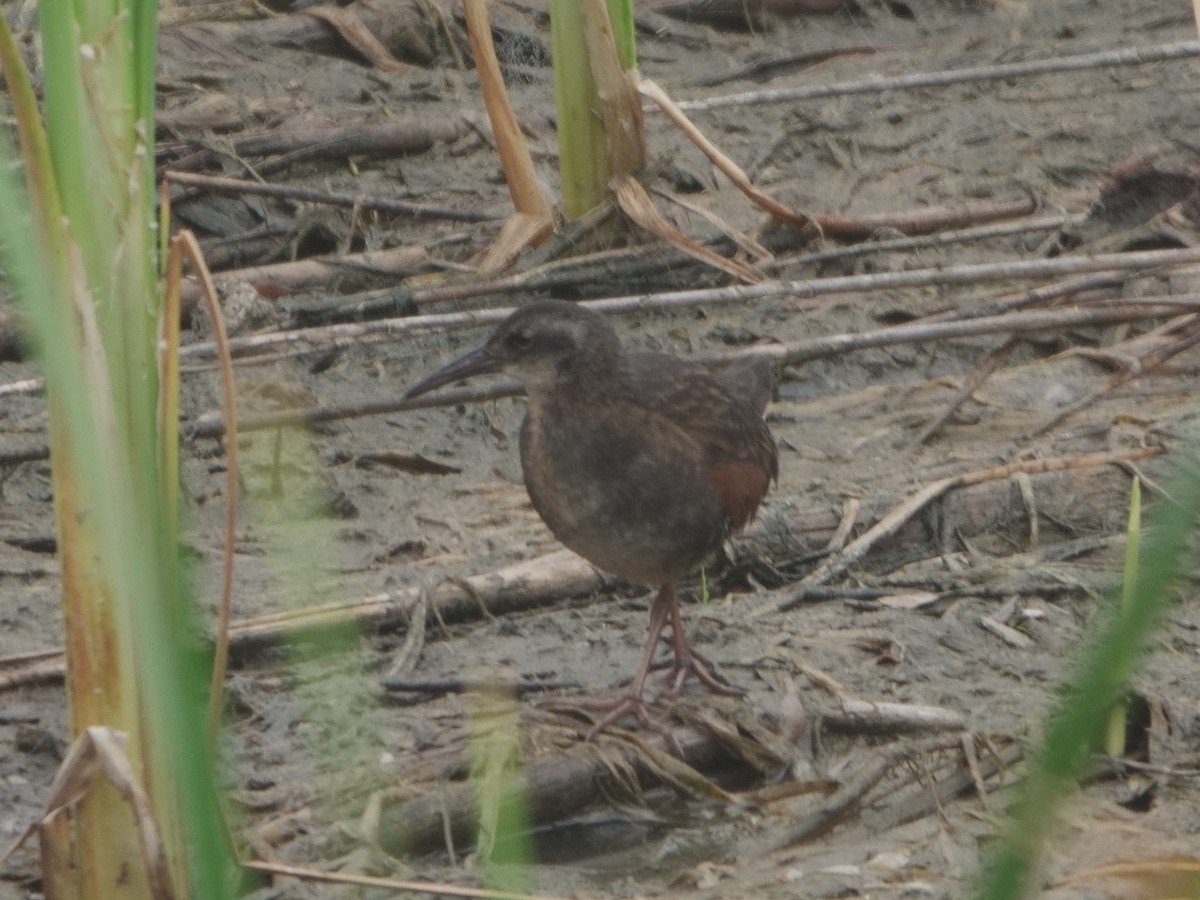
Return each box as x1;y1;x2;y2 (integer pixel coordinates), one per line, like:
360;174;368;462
519;402;729;586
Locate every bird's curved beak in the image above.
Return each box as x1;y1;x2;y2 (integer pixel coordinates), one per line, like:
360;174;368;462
403;346;500;400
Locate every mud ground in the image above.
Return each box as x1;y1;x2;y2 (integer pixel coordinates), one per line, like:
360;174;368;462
3;0;1200;897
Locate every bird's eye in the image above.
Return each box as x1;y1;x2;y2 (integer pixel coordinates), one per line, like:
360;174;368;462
507;329;534;351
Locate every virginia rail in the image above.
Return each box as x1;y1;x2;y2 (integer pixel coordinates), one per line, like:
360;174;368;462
405;300;778;730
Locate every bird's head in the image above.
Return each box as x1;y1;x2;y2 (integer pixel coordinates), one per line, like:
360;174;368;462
404;300;621;402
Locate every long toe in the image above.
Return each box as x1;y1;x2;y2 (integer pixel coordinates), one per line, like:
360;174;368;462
541;692;653;734
582;695;654;740
663;649;742;698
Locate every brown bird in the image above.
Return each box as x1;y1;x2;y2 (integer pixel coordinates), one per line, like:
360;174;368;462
405;300;778;730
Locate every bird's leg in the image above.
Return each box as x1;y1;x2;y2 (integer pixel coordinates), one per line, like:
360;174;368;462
576;586;674;738
557;585;738;739
626;584;675;699
662;585;740;697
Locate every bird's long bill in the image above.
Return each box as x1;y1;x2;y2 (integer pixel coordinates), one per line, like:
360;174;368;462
403;346;500;400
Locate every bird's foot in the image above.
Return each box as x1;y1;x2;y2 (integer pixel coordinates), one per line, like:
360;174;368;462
661;648;741;698
543;693;658;739
582;694;654;740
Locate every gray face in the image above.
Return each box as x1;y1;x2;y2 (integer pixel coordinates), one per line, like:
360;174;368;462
485;314;590;397
403;301;620;403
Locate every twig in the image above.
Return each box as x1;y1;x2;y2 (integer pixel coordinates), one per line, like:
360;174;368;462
384;585;430;677
171;295;1200;440
1094;755;1200;777
651;185;772;262
164;170;501;223
979;615;1036;649
380;678;582;695
2;229;1194;399
187;379;523;439
810;197;1039;242
159;117;473;170
0;655;64;691
243;859;561;900
283;209;1070;328
824;498;860;553
695;45;880;88
792;448;1162;592
766;737;964;851
767;297;1200;369
640;78;813;232
778;204;1058;257
170;246;1200;365
0;648;63;667
922;270;1129;324
0;551;605;691
614;175;763;282
0;377;43;399
1028;315;1200;436
908;268;1141;444
873;740;1025;832
1;290;1191;456
1014;471;1039;550
181;294;1195;439
373;722;733;856
821;699;965;734
671;41;1200;113
913;336;1020;445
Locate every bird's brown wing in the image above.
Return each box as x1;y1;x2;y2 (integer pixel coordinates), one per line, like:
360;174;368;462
626;351;779;531
704;356;775;418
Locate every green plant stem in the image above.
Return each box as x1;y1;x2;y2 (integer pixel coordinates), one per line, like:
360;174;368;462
977;458;1200;898
607;0;636;69
551;0;609;219
1102;478;1141;756
1;0;235;894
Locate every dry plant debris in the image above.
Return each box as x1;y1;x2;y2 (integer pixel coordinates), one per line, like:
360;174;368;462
4;0;1200;897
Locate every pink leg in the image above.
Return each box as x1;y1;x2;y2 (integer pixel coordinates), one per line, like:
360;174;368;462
580;585;674;738
663;587;739;697
576;585;739;738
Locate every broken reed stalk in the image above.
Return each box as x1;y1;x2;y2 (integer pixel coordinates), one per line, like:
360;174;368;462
163;169;501;222
461;0;553;271
0;286;1193;458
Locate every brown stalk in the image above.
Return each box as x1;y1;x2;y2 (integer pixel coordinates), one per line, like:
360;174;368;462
461;0;553;272
913;336;1020;446
612;175;762;283
158;117;473;171
580;0;645;178
169;231;241;747
157;183;183;558
639;78;813;233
